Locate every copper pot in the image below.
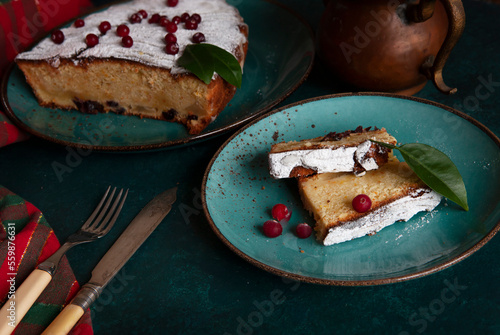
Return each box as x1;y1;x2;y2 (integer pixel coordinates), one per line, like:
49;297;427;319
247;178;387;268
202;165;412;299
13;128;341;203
317;0;466;95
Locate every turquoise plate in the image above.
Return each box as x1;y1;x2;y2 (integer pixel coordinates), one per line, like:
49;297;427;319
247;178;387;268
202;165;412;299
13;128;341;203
202;93;500;285
0;0;313;151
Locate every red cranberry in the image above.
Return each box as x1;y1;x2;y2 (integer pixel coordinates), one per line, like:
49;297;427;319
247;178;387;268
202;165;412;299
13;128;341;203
165;21;177;33
271;204;292;223
185;18;198;30
116;24;130;37
180;12;190;22
166;0;178;7
122;35;133;48
165;42;179;55
263;220;282;238
165;33;177;43
130;13;142;24
191;13;202;23
85;33;99;47
159;16;169;27
172;16;181;24
51;29;64;44
296;223;312;239
74;19;85;28
352;194;372;213
138;10;148;18
192;32;205;43
149;13;160;24
98;21;111;34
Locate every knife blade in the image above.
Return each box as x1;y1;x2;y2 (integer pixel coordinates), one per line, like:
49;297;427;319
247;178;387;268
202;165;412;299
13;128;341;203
42;187;177;335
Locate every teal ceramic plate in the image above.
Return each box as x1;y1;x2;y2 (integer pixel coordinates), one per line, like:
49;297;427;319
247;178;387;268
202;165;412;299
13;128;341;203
202;93;500;285
0;0;313;152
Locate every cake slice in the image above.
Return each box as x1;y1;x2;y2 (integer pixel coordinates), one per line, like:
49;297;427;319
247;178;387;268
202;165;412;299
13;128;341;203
298;157;442;245
269;126;397;179
15;0;248;135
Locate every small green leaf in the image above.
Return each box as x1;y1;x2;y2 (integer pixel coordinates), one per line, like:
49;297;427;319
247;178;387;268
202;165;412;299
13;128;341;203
372;141;469;211
177;43;242;88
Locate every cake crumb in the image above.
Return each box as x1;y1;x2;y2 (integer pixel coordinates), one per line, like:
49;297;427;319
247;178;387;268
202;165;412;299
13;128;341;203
272;131;279;141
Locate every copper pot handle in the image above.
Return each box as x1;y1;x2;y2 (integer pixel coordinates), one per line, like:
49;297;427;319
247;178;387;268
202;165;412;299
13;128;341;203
408;0;466;95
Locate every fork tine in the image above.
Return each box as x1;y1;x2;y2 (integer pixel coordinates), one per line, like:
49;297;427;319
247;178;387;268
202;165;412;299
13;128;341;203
80;186;112;230
98;189;129;236
97;188;125;230
87;187;117;231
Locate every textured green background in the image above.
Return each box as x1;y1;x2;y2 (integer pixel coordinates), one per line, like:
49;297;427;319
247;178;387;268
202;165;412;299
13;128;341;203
0;0;499;334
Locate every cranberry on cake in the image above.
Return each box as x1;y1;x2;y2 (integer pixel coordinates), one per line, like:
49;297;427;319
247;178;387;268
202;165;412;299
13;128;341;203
15;0;248;135
268;126;397;179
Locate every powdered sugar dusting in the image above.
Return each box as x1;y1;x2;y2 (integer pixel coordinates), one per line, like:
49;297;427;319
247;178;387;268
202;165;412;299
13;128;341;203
323;189;442;246
16;0;247;75
268;140;382;179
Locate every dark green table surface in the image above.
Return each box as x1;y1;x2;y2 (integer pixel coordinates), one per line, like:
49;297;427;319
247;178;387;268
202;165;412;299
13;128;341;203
1;0;499;334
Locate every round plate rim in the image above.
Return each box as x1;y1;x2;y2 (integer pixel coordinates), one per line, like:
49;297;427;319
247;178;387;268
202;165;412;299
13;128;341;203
0;0;314;152
201;92;500;286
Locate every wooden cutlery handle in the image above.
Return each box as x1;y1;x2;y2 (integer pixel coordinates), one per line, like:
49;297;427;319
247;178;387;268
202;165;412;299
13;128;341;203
41;304;84;335
0;269;52;335
42;284;101;335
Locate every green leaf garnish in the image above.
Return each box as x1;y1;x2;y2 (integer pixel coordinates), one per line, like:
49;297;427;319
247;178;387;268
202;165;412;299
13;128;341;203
177;43;242;88
372;141;469;211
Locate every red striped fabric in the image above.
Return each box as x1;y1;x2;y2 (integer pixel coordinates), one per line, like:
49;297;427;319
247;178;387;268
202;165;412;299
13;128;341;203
0;186;93;334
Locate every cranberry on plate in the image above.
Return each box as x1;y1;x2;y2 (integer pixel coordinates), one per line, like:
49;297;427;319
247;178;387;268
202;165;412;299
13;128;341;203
296;223;312;239
271;203;291;223
263;220;283;238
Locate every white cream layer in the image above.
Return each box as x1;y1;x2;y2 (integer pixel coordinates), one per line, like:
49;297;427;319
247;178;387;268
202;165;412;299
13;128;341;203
16;0;247;74
268;140;381;179
323;189;442;246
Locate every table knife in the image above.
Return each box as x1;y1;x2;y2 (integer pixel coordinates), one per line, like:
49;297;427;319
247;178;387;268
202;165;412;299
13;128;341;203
42;187;177;335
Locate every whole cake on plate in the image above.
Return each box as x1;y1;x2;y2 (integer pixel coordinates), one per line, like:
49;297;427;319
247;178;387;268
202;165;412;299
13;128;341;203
15;0;248;135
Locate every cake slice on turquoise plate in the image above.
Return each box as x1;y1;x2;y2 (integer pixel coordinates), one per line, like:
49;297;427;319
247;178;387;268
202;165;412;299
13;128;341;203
297;156;442;246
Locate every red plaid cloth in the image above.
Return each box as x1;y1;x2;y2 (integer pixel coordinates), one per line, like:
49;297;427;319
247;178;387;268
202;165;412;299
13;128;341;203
1;0;96;333
0;112;29;147
0;186;93;334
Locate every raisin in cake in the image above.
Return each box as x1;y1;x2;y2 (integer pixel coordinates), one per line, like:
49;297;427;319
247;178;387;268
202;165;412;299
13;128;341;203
269;126;397;179
298;157;442;246
15;0;248;135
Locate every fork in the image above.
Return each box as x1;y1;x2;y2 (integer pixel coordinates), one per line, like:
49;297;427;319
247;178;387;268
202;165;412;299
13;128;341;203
0;186;128;335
